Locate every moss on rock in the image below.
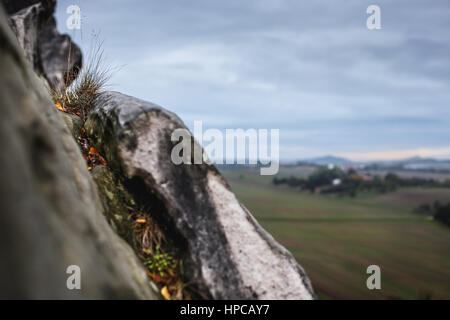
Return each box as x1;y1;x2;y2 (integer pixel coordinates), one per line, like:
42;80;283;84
60;112;83;140
91;165;135;241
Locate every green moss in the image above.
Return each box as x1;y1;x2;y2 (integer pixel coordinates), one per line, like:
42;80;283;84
91;165;134;241
143;246;176;278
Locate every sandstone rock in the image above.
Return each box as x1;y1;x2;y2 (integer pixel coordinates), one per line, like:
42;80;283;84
86;91;316;300
1;0;55;15
39;16;82;91
60;111;83;139
91;165;135;241
7;2;47;72
0;8;158;299
2;0;82;90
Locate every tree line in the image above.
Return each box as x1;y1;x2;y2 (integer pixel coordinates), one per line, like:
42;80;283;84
272;167;450;197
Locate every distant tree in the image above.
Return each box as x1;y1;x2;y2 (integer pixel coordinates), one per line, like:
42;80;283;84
304;167;344;192
434;202;450;227
413;203;432;215
385;173;400;183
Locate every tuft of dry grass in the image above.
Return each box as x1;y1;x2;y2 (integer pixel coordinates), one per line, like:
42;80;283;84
131;211;166;256
51;41;111;121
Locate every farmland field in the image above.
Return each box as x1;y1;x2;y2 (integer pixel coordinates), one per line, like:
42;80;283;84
220;167;450;300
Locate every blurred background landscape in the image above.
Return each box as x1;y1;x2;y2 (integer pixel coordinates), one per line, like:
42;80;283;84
220;160;450;299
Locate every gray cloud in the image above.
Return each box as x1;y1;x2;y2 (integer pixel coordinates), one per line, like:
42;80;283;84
56;0;450;160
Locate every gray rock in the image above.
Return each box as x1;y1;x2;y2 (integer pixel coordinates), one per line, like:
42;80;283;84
1;0;55;15
0;8;158;299
2;0;82;90
86;91;316;300
7;2;47;73
60;111;83;140
39;16;82;91
91;165;135;241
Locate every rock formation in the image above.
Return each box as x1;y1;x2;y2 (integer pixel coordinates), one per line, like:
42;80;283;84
0;3;158;299
85;92;315;299
0;0;315;300
3;0;81;90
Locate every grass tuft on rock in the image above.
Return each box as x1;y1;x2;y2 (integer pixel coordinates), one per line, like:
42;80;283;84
51;41;111;121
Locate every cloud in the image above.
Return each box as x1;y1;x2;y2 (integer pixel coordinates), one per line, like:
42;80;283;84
56;0;450;160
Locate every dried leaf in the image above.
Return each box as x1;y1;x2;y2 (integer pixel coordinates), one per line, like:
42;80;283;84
89;147;100;155
146;270;166;284
55;102;63;111
161;286;171;300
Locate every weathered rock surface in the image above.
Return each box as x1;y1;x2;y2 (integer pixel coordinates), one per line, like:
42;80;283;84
39;15;82;91
0;7;158;299
7;2;47;72
2;0;82;90
91;165;135;241
1;0;55;15
60;111;83;139
86;91;316;300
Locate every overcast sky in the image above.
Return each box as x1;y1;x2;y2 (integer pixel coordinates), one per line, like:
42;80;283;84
56;0;450;161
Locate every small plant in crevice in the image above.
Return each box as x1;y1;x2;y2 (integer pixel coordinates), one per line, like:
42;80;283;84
143;245;176;278
51;40;111;121
49;39;111;171
130;209;191;300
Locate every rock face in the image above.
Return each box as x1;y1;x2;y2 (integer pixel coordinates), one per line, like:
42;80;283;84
1;0;55;15
91;165;136;242
2;0;82;90
39;15;82;91
0;7;158;299
7;2;47;72
86;91;315;300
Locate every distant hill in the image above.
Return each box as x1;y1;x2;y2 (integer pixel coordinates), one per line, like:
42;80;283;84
398;157;450;165
302;155;353;166
296;155;450;171
397;157;450;171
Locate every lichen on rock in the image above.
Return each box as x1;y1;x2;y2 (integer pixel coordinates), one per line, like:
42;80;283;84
91;165;135;239
60;111;83;140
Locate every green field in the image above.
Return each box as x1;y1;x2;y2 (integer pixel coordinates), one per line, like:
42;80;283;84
220;168;450;300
